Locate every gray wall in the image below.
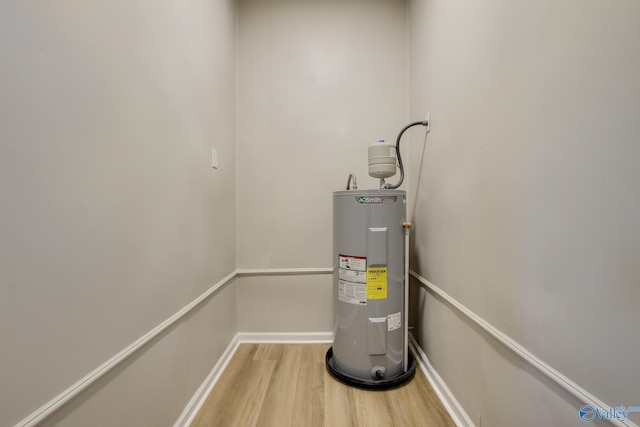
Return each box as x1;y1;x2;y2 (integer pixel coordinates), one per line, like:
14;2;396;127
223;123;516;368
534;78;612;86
236;0;408;270
0;0;237;425
408;0;640;425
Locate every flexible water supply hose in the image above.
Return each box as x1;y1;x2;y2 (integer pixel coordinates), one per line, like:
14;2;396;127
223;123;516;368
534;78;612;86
384;120;429;190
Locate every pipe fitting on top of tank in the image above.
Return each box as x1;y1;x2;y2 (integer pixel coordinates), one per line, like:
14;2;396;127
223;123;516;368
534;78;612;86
346;173;358;190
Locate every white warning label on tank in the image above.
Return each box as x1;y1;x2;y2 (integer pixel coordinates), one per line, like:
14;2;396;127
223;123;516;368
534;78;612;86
339;255;366;272
338;280;367;305
388;312;402;331
338;255;367;305
339;268;365;283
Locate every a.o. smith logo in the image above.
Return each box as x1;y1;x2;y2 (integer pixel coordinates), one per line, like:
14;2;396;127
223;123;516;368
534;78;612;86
355;196;397;205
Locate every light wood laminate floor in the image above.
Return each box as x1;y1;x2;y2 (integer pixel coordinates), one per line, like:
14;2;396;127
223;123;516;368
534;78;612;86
192;343;456;427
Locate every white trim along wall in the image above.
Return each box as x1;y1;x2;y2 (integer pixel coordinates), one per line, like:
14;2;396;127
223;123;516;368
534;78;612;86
15;268;634;427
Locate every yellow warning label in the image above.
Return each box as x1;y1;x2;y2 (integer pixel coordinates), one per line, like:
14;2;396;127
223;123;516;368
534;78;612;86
366;267;387;299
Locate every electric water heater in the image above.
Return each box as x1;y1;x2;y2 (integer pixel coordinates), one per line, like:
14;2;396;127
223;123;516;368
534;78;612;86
326;189;414;389
326;120;428;389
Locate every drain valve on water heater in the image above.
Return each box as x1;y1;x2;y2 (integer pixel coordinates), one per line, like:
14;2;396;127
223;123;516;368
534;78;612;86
372;366;386;380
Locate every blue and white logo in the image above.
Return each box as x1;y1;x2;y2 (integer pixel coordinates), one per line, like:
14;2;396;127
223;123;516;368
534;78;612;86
579;405;596;422
579;404;640;422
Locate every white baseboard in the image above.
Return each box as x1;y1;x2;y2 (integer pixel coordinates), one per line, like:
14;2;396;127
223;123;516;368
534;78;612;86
237;331;333;344
409;335;475;427
173;334;241;427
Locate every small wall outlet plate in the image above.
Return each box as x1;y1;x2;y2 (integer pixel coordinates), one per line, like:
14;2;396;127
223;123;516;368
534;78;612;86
211;148;219;169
